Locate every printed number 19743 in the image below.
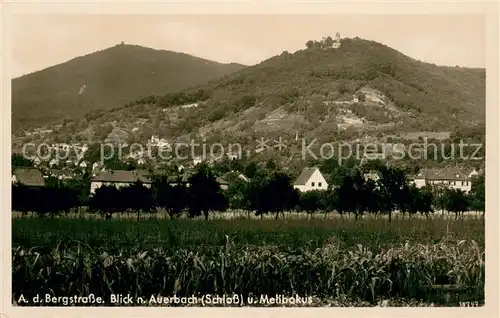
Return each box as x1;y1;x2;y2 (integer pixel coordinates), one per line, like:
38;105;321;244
459;301;480;307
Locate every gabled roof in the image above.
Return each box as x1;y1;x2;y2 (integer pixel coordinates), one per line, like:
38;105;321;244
216;177;229;185
12;168;45;187
221;171;250;183
91;170;152;183
294;167;319;186
414;167;473;181
135;169;150;179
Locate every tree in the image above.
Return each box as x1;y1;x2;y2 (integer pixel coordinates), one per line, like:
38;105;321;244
334;171;357;218
431;183;447;214
12;184;41;216
250;172;299;220
322;189;338;218
152;175;187;219
337;82;348;94
406;185;434;218
361;159;385;173
469;174;485;214
377;166;408;222
324;36;334;49
65;175;91;207
12;153;34;169
89;185;122;219
121;181;154;221
265;159;278;171
443;188;469;219
187;164;228;220
315;40;324;50
299;190;326;219
226;178;251;214
351;169;368;220
13;182;81;217
357;93;366;102
244;162;259;179
305;40;315;49
319;158;339;183
104;157;136;171
361;179;381;216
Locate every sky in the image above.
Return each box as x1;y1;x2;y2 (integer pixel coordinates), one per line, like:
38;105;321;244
10;14;486;78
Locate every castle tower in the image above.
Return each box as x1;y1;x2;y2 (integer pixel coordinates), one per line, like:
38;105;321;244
332;32;341;49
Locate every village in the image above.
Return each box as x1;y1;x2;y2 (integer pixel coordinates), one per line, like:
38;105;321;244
12;140;483;203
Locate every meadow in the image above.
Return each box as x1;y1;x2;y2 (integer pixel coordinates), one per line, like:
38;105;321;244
12;214;485;307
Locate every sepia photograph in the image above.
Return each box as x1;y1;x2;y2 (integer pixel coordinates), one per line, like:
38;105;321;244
2;3;498;316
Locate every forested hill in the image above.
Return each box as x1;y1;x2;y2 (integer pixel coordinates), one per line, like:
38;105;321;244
18;37;485;163
11;43;246;131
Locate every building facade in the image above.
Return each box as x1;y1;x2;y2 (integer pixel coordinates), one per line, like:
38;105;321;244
90;170;152;194
412;167;479;192
293;167;329;192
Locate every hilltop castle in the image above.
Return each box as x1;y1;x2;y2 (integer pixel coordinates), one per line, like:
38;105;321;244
307;32;342;50
332;32;341;49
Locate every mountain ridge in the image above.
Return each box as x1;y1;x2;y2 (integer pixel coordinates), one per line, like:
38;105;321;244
11;43;247;131
13;37;486;170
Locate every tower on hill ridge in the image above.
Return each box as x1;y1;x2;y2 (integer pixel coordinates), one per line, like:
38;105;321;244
332;32;341;49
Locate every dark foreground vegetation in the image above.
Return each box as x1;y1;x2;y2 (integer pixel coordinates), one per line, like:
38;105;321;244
12;217;484;307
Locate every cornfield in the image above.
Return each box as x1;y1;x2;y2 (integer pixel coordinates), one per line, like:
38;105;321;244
12;217;485;306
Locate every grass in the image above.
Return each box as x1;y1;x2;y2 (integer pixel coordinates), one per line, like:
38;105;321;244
12;216;484;253
12;215;485;307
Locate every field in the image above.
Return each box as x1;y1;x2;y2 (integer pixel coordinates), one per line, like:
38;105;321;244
12;214;485;307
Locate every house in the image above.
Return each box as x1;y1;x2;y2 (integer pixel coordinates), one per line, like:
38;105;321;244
148;135;170;148
49;158;59;167
137;157;146;166
412;167;476;192
193;156;203;166
47;168;74;180
79;160;88;168
216;177;229;190
225;150;242;160
150;135;160;144
237;173;250;182
12;168;45;187
363;170;380;182
468;168;479;179
90;170;153;194
221;171;250;183
91;162;101;175
293;167;328;192
164;174;190;187
157;138;170;148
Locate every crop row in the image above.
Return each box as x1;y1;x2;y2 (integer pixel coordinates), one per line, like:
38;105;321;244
12;240;484;306
12;217;485;253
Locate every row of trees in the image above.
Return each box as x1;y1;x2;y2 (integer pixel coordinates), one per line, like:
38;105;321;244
228;164;484;221
12;161;485;221
12;153;485;219
305;36;337;50
12;165;227;221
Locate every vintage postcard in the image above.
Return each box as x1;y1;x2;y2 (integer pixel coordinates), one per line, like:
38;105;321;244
1;1;499;318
